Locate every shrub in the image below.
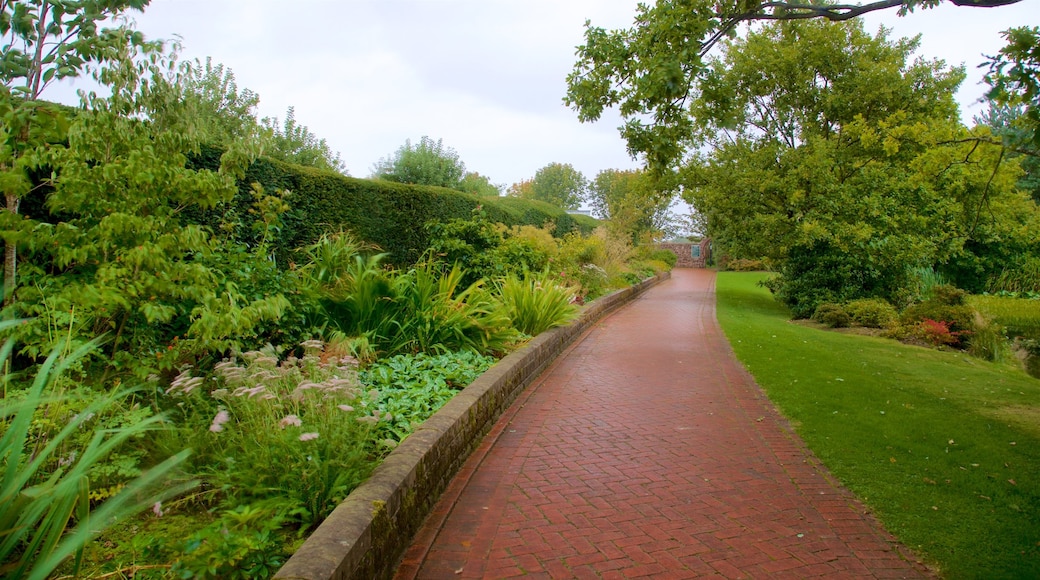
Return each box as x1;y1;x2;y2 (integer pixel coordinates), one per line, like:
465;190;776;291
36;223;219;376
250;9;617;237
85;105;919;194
913;319;967;347
901;286;976;347
163;342;382;528
968;313;1011;362
812;303;851;328
648;249;678;269
723;258;768;272
844;298;898;329
494;271;578;337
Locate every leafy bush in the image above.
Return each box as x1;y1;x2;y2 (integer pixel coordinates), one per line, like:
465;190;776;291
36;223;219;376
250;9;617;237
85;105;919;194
764;242;918;319
388;263;517;356
902;285;976;347
494;271;578;337
722;258;768;272
360;350;496;443
811;303;851;328
844;298;898;329
648;249;678;269
967;313;1011;362
162;343;382;528
912;319;967;347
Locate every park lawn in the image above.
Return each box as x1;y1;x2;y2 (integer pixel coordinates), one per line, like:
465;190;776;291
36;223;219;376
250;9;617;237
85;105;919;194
715;272;1040;579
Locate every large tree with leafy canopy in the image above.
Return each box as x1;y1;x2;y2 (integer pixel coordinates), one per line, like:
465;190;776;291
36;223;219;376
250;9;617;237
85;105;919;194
514;162;588;210
566;0;1029;169
589;168;675;241
678;18;1033;315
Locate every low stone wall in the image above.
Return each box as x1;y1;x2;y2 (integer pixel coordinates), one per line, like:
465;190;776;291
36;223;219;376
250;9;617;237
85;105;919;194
274;272;670;580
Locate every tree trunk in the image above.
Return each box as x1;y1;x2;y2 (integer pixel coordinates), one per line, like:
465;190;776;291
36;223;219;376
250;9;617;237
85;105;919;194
4;193;19;307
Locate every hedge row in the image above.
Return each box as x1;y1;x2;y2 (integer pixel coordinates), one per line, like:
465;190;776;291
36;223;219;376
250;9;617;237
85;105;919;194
189;148;600;266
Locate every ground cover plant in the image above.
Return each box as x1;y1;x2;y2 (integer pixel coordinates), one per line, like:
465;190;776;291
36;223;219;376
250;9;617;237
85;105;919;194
716;272;1040;578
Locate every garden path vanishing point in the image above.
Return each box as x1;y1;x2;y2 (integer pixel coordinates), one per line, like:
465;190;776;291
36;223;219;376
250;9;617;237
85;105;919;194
394;268;934;579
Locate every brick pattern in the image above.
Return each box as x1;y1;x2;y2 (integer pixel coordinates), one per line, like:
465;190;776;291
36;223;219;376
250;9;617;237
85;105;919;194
274;273;669;580
658;240;711;268
395;269;933;580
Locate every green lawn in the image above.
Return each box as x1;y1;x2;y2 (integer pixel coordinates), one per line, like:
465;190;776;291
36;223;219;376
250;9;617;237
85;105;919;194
715;272;1040;579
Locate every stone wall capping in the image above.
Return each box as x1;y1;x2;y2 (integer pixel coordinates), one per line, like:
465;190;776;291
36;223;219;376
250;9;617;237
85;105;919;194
274;271;669;580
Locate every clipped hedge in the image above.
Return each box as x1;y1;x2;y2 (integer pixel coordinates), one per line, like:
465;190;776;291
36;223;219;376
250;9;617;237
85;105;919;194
188;148;598;266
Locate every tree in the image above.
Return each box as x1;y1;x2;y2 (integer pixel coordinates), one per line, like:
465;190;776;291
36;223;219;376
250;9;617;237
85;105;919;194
977;101;1040;202
1;0;151;306
679;19;1031;315
371;136;466;188
506;178;533;198
262;106;346;173
566;0;1027;169
181;57;260;145
518;162;587;210
458;171;502;197
589;168;675;241
6;35;289;374
985;26;1040;147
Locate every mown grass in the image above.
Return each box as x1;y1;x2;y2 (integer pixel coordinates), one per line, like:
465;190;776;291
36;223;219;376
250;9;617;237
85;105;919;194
716;272;1040;579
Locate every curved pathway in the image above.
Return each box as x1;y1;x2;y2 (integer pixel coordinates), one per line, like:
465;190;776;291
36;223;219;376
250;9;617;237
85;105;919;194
395;269;932;579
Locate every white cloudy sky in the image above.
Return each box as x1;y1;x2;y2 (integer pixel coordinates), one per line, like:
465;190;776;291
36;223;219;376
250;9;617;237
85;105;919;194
47;0;1039;191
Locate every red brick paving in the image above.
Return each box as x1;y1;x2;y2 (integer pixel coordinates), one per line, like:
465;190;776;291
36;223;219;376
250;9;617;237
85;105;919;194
395;269;933;579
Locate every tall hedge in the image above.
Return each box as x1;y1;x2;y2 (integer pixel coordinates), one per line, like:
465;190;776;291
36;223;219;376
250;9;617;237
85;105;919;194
188;148;598;266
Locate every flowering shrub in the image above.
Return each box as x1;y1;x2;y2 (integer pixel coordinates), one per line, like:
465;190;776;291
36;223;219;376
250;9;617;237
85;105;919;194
914;319;968;347
165;341;386;527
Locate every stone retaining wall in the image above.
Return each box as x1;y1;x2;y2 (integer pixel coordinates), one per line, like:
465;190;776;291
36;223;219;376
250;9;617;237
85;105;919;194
274;272;670;580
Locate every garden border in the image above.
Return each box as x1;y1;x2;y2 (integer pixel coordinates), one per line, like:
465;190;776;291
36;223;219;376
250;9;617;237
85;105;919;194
274;271;670;580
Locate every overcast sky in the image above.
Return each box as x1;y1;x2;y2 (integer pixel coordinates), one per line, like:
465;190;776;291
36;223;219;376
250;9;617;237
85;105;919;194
48;0;1039;191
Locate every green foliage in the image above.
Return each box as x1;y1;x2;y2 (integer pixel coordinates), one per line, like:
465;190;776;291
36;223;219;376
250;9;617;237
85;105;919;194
717;272;1040;578
811;303;850;328
720;258;768;272
170;501;291;580
0;0;154;304
589;168;675;240
261;106;345;173
566;0;1022;168
162;342;381;528
5;46;290;378
844;298;899;329
971;294;1040;341
458;172;502;197
523;162;587;210
360;350;495;444
901;285;977;347
649;248;677;269
985;26;1040;148
371;136;465;189
494;270;578;337
967;313;1012;363
183;152;595;268
763;242;916;319
0;336;192;580
300;234;517;357
180;57;265;155
987;256;1040;294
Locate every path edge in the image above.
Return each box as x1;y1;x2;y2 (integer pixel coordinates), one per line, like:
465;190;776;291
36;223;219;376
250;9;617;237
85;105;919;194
274;271;671;580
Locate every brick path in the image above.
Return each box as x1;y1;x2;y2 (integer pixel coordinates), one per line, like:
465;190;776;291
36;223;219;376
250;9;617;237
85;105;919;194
395;269;933;579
